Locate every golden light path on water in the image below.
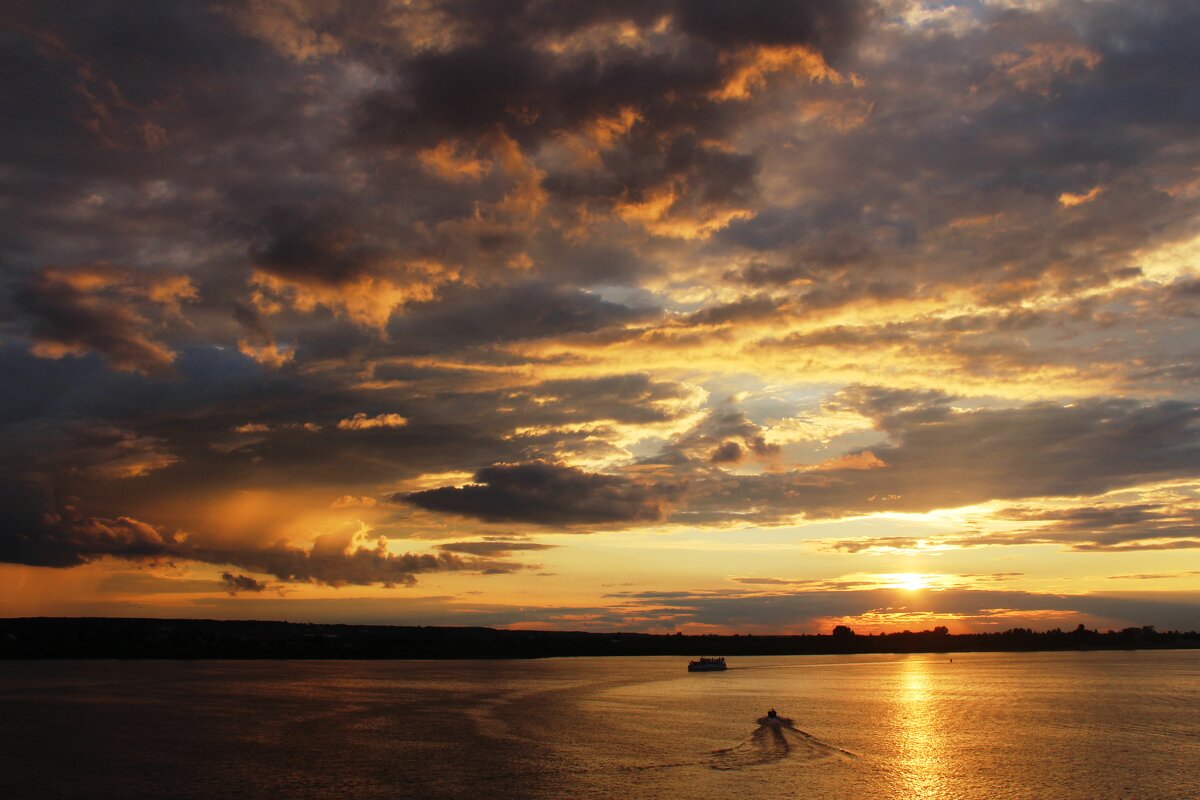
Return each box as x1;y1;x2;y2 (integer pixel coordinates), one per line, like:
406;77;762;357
895;657;947;799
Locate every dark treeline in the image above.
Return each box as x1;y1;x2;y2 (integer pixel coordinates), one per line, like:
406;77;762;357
2;618;1198;660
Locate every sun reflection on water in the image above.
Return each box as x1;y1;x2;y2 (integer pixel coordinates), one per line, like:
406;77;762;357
895;658;950;799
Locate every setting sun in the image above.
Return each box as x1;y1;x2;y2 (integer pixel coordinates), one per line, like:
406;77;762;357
887;573;932;592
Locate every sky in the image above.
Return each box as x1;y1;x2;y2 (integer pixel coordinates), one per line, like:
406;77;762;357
2;0;1200;634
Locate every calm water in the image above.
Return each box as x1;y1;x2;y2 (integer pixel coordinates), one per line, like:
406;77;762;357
1;651;1197;799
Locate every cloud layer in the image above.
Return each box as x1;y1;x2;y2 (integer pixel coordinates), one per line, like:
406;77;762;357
2;0;1199;630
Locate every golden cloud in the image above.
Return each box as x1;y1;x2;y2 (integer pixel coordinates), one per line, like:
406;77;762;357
336;412;409;431
711;44;843;102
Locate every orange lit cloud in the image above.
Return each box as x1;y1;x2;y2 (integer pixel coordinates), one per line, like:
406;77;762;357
711;44;843;101
1058;186;1104;207
248;265;449;330
418;139;490;182
19;265;196;374
993;42;1101;94
336;412;409;430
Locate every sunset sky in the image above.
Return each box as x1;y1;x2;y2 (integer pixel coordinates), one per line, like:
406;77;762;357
3;0;1200;633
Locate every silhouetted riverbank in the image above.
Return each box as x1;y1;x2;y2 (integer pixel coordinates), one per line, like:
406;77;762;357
2;617;1197;659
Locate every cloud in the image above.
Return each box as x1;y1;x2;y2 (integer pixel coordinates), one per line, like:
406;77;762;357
602;584;1200;633
250;204;379;287
188;533;487;588
15;266;195;375
826;492;1200;554
993;42;1102;95
3;0;1200;629
384;283;653;354
0;472;171;567
403;461;677;526
684;294;782;326
989;502;1200;552
64;426;178;480
220;572;270;594
357;0;865;146
436;538;557;556
1108;571;1200;581
336;413;409;431
233;302;294;369
653;405;780;466
0;471;521;585
651;393;1200;525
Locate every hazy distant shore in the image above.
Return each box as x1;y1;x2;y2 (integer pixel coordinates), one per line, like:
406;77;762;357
2;617;1198;660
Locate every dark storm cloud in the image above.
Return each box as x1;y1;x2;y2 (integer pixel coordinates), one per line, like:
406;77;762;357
403;461;677;526
0;471;170;568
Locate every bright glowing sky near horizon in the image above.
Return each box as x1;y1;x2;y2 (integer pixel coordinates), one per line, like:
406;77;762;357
3;0;1200;633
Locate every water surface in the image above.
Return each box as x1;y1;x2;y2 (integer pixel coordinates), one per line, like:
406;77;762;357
1;651;1196;799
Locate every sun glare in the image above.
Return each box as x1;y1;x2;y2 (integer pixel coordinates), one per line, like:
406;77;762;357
889;573;930;591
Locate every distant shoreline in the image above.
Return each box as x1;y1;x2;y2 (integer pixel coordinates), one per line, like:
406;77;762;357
2;617;1198;660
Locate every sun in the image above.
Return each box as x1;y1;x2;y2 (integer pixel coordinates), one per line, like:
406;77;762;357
890;573;930;591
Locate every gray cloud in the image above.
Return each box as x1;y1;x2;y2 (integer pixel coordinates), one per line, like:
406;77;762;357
220;572;269;594
385;283;654;355
13;267;189;375
187;538;488;588
0;471;170;567
404;461;678;526
652;405;780;467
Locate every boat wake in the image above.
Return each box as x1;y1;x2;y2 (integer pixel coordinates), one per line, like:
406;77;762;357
709;715;855;770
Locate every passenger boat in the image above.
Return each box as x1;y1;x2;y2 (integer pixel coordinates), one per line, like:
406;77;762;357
687;656;727;672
